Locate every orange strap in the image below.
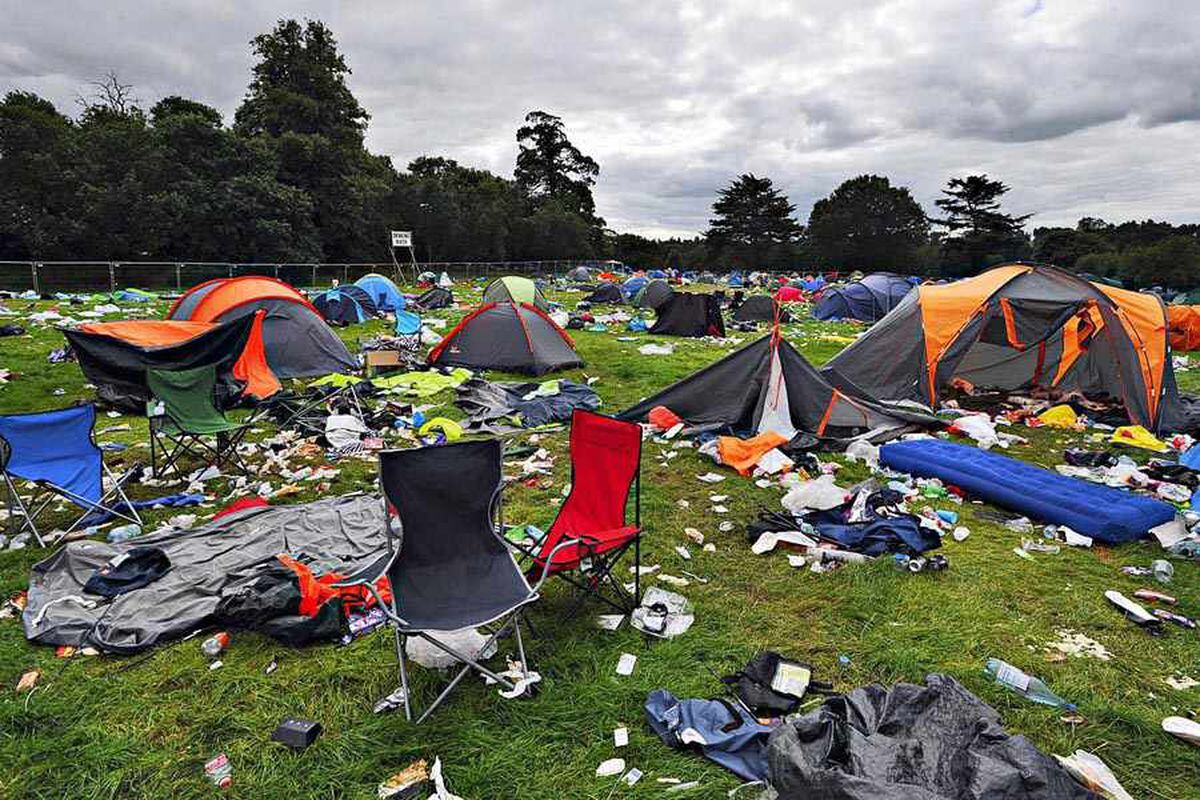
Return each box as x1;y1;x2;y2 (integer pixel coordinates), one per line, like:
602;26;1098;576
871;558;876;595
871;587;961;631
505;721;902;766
816;390;841;436
1000;299;1025;351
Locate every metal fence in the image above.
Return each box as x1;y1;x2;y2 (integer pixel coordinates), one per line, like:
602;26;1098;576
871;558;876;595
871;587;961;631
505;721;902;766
0;259;613;294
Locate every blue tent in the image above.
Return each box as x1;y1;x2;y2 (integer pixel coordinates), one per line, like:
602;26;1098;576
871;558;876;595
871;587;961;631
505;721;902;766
313;285;376;325
622;275;649;298
798;275;826;292
354;273;405;312
727;271;744;288
813;273;917;322
647;269;667;279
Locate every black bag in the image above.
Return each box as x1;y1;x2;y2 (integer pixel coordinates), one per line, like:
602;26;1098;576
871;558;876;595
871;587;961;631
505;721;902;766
722;652;833;717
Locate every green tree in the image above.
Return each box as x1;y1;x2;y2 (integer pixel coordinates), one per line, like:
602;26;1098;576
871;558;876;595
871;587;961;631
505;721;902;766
934;174;1032;276
0;92;77;258
705;173;802;269
806;174;928;272
514;111;602;230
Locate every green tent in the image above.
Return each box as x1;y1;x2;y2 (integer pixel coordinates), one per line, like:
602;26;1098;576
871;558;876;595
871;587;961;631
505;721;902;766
483;276;549;311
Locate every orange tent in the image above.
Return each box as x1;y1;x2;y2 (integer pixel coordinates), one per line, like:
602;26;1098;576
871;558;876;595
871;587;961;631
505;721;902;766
1168;305;1200;351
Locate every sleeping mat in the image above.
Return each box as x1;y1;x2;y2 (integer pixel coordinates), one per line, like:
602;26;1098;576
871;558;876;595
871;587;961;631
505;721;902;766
880;438;1175;544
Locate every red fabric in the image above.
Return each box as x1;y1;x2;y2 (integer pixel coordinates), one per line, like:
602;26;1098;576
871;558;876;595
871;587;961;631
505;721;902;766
648;405;682;431
277;554;393;618
774;286;804;302
536;410;642;573
213;496;268;521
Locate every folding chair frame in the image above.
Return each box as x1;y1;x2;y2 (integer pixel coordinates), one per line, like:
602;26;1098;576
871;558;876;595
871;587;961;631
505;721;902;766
1;420;142;547
149;413;252;478
340;448;559;724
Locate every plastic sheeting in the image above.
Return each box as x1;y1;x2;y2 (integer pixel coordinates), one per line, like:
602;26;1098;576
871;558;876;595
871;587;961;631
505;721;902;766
767;674;1096;799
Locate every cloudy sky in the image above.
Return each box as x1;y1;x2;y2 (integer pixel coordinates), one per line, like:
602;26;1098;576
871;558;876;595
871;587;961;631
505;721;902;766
3;1;1198;237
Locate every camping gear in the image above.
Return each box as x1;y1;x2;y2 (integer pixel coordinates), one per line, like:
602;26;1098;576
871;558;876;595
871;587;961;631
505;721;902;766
354;273;405;312
1167;304;1200;351
822;263;1181;431
879;439;1175;544
812;273;917;322
645;689;773;782
634;279;674;310
483;275;549;311
766;674;1094;799
66;313;280;411
169;276;356;378
428;302;583;376
334;440;542;723
455;377;601;431
147;365;253;476
0;404;142;547
23;494;384;652
413;286;453;310
312;285;378;325
722;652;833;717
512;410;643;614
620;333;932;440
565;266;591;281
732;295;790;324
650;292;725;337
583;283;625;305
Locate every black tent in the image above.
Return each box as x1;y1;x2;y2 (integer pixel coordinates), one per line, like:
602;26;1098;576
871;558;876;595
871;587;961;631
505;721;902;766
312;285;378;325
65;316;259;412
583;283;625;304
414;286;454;310
620;333;931;438
649;292;726;337
427;301;583;376
635;279;675;310
733;295;791;324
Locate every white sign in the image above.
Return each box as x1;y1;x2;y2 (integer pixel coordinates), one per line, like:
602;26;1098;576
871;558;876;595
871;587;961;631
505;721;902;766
390;230;412;248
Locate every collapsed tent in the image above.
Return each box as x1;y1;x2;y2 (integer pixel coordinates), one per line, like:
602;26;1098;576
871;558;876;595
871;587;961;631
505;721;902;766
413;286;454;310
353;273;405;312
822;263;1182;431
582;282;625;304
1168;305;1200;351
634;279;675;310
813;272;917;322
428;301;583;375
65;314;280;411
650;292;726;338
565;266;591;281
620;332;929;439
733;295;791;324
23;495;384;653
312;285;378;325
168;276;356;378
482;276;549;311
775;285;803;303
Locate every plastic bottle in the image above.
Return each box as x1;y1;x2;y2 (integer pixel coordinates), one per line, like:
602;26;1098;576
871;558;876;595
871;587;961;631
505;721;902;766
106;523;142;544
1151;559;1174;584
201;631;230;658
984;658;1076;711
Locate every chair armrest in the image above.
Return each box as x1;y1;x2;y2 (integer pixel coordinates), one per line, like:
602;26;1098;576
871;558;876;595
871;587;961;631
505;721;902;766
329;550;397;588
528;536;586;593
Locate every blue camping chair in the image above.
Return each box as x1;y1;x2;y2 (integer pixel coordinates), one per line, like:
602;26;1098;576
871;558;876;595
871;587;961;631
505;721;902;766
0;404;141;546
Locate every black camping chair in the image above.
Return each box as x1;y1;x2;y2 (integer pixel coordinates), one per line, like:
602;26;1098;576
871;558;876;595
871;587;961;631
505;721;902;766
337;439;554;723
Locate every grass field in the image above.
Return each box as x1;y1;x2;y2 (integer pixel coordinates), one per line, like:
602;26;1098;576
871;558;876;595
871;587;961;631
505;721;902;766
1;283;1198;799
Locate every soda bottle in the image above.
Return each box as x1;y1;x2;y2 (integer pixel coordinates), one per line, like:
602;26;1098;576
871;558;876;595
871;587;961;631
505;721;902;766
984;658;1076;711
201;632;230;658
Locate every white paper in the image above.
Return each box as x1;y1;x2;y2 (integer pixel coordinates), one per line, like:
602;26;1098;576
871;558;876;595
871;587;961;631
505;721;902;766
616;653;637;676
614;726;629;747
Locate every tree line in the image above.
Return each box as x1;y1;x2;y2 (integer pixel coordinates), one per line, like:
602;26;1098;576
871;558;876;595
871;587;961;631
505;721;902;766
0;18;1196;288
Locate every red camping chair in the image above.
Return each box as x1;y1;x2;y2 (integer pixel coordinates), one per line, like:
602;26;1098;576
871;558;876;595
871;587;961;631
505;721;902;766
516;409;644;615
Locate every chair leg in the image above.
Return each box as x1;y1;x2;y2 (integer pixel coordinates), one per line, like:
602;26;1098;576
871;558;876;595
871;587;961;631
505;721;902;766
395;631;413;723
3;474;42;546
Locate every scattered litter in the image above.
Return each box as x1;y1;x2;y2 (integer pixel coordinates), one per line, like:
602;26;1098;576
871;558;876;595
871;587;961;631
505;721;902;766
378;759;428;798
639;343;674;356
596;614;624;631
657;574;689;587
16;669;40;692
1163;715;1200;747
614;726;629;748
1054;750;1133;800
1166;674;1199;690
674;545;692;560
204;753;233;790
1045;630;1112;662
630;586;694;638
616;653;637;676
697;472;726;484
622;768;643;786
596;758;625;777
684;528;704;544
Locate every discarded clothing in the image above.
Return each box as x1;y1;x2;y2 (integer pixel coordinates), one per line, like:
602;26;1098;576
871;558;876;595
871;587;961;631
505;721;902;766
1037;404;1078;428
79;492;205;527
83;547;171;598
1111;424;1168;452
455;376;600;431
371;367;472;397
718;431;789;477
1063;448;1117;468
880;439;1175;544
646;689;774;781
767;674;1095;799
24;495;385;653
802;506;940;556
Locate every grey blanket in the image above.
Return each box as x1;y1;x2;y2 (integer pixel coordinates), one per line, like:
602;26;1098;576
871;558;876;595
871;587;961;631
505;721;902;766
23;494;384;654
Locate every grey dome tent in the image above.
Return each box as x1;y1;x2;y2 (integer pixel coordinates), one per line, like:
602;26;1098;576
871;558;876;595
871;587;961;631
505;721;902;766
566;266;591;281
732;294;791;324
427;301;583;376
583;283;625;304
620;332;930;439
414;286;454;310
634;279;674;310
650;292;726;338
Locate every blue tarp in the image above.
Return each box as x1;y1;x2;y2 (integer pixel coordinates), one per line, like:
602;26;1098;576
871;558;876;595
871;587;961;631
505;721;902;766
880;439;1175;544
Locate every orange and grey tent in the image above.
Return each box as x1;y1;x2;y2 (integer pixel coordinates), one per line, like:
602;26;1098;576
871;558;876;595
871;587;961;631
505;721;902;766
821;263;1180;431
1167;305;1200;352
65;313;281;411
168;276;355;378
428;301;583;375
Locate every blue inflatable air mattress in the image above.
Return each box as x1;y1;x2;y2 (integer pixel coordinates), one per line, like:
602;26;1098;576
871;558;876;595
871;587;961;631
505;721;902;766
879;439;1175;544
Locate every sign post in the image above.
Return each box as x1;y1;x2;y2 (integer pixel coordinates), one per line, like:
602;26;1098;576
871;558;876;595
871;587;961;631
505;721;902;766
389;230;417;284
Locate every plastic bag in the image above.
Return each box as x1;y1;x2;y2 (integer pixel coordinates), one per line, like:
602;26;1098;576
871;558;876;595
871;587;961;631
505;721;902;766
406;628;497;669
781;475;846;513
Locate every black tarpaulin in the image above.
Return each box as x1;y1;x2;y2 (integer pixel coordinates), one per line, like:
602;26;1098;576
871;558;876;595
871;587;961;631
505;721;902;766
767;674;1096;800
649;292;726;337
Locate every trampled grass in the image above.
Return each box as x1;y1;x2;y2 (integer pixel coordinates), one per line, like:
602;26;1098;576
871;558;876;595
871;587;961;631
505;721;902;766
0;284;1198;799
